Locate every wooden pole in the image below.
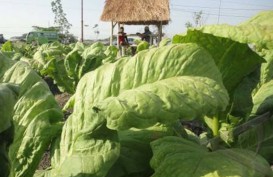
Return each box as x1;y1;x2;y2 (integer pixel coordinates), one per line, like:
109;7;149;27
117;23;120;48
80;0;84;42
157;22;163;44
110;21;114;46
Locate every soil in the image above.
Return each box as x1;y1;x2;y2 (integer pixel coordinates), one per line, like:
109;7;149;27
37;150;51;170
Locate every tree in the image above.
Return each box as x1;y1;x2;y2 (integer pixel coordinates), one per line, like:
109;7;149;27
32;26;61;32
185;11;207;29
185;22;193;29
51;0;72;36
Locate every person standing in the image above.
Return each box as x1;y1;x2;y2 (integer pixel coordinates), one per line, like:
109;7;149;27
118;26;129;56
137;26;152;43
118;26;129;46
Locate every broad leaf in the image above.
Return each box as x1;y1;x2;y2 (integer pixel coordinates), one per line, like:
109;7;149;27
106;124;174;177
228;66;273;163
103;45;118;64
136;41;149;53
199;11;273;50
43;57;75;93
31;42;75;93
75;44;225;106
0;84;18;132
158;38;171;47
251;80;273;115
256;49;273;88
231;113;273;163
173;30;264;93
0;83;19;177
96;76;228;130
37;44;228;177
78;42;106;79
229;69;259;118
0;53;63;177
229;44;273;119
64;49;82;81
150;136;273;177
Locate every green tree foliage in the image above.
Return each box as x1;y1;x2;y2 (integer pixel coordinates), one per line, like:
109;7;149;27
32;26;61;32
51;0;72;36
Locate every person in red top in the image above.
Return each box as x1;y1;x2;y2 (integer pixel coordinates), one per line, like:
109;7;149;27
118;26;129;46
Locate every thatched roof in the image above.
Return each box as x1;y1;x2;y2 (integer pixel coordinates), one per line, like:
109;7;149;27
100;0;170;25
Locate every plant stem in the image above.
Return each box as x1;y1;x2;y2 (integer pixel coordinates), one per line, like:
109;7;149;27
212;116;219;136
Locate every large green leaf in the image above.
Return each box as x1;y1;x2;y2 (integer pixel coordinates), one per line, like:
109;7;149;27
64;49;82;81
251;80;273;116
43;57;75;93
229;62;273;163
78;42;106;79
173;12;273;137
103;45;118;64
158;38;171;47
150;136;273;177
39;119;119;177
231;113;273;163
29;42;75;93
63;42;111;92
96;76;228;130
173;30;264;93
37;43;228;177
228;42;273;119
256;49;273;87
84;44;227;131
35;110;119;177
0;84;19;132
106;124;174;177
0;83;19;177
136;41;149;53
199;11;273;50
74;44;225;106
229;69;259;118
31;42;64;71
0;53;63;177
240;10;273;26
0;53;14;78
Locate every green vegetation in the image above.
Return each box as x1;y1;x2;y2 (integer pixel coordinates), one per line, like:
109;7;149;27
1;10;273;177
51;0;72;40
0;53;63;177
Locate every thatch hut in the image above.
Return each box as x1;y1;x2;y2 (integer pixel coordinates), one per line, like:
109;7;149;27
100;0;170;45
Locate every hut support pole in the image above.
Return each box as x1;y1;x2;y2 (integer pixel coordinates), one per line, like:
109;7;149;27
80;0;84;42
158;22;163;44
110;21;117;46
117;23;120;48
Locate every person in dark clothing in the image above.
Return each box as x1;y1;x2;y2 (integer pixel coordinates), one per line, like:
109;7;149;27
137;26;152;43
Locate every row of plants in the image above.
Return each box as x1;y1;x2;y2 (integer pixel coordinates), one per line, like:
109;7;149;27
1;10;273;177
1;38;152;94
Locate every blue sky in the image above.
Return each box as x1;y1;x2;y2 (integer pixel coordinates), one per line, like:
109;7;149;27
0;0;273;39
